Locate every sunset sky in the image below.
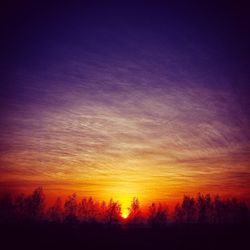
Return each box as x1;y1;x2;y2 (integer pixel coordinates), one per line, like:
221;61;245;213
1;1;250;210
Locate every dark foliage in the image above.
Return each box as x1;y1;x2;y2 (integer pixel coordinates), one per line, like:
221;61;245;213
0;188;249;250
0;188;249;227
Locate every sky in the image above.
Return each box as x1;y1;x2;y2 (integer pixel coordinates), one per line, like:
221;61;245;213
1;1;250;209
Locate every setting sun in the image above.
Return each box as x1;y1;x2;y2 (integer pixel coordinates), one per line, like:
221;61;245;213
121;209;129;219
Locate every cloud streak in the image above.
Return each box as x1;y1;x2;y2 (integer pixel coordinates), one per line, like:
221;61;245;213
1;3;250;207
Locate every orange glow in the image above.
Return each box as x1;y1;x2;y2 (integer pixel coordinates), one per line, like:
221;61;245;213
1;88;250;207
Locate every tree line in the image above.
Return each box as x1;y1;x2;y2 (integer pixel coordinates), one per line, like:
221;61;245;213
0;187;249;227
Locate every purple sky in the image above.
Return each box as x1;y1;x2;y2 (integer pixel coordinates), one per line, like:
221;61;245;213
1;1;250;206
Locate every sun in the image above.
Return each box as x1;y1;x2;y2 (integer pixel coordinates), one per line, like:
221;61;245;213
121;209;129;219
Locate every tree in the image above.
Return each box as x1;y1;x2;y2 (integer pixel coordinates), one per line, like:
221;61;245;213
47;197;63;222
174;195;196;224
148;203;168;228
182;195;196;223
129;198;140;217
174;203;184;223
14;193;27;220
12;187;45;221
26;187;45;220
97;201;107;223
212;195;223;224
78;197;98;222
64;193;78;224
237;200;249;225
105;199;121;225
196;193;212;224
0;193;14;223
127;197;143;226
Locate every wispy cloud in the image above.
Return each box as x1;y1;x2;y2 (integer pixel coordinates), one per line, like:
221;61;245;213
1;34;250;206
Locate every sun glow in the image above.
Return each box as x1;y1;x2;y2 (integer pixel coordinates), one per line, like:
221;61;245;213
121;209;129;219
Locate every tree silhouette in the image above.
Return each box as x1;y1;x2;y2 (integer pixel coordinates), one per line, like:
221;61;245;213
97;201;107;223
0;193;14;223
148;203;168;228
64;193;78;224
129;198;140;217
26;187;45;220
212;195;223;224
78;197;98;223
174;195;196;224
11;187;45;221
105;199;121;225
0;187;249;227
174;203;184;224
181;195;196;223
127;197;143;226
197;193;212;224
14;193;28;220
47;197;63;222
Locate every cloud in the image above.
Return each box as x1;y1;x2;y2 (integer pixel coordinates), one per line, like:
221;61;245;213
1;35;250;204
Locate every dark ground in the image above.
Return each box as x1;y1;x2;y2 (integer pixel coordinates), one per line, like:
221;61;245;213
1;223;249;250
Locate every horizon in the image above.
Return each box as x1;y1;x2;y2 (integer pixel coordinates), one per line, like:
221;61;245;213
1;186;249;214
1;186;249;223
